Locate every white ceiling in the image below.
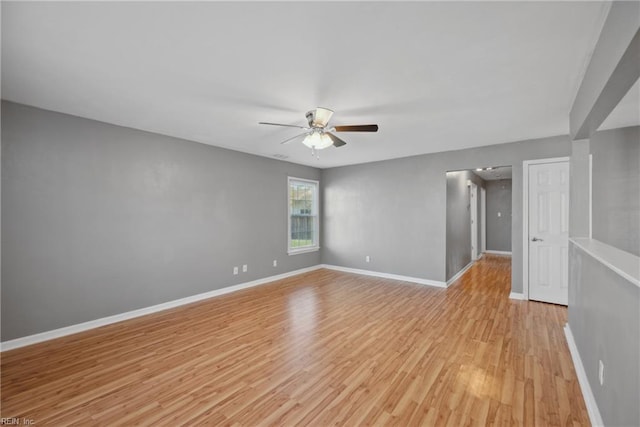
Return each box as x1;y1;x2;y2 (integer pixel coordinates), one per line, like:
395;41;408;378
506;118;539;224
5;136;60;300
473;166;512;181
1;2;612;168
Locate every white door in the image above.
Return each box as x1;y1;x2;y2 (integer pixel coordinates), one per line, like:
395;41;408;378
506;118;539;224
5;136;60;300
470;182;478;260
528;161;569;305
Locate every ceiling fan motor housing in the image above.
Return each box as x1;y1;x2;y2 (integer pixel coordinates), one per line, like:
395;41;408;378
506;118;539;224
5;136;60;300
306;110;318;128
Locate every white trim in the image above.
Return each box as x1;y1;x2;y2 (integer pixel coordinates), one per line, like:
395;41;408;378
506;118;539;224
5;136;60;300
287;247;320;256
522;156;571;166
480;186;487;254
446;260;474;286
287;176;320;254
321;264;446;288
0;265;323;352
484;250;512;256
522;156;571;301
508;292;526;300
588;154;593;239
570;238;640;288
564;324;604;427
470;182;479;261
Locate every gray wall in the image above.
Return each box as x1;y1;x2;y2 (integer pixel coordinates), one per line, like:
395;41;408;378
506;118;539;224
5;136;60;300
445;170;485;281
322;135;571;291
570;139;591;237
1;101;321;341
568;242;639;427
567;4;640;424
591;126;639;256
486;179;512;252
445;171;471;281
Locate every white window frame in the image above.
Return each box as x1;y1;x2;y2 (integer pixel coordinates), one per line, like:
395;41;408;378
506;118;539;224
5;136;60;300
287;176;320;255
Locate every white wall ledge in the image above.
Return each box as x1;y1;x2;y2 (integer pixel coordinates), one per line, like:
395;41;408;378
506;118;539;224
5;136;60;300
570;238;640;288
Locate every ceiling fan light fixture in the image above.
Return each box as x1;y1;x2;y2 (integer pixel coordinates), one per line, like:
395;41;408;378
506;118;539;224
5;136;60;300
302;131;333;150
311;107;334;127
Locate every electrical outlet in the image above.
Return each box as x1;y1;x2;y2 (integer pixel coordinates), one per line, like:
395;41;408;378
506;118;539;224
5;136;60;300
242;264;248;273
233;266;238;275
273;260;277;267
365;255;371;263
498;212;502;217
598;360;604;385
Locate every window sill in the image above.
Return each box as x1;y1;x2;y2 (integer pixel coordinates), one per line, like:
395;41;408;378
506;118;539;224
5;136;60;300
288;247;320;256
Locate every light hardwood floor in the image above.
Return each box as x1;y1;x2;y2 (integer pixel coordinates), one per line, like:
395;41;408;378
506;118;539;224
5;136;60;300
1;255;589;426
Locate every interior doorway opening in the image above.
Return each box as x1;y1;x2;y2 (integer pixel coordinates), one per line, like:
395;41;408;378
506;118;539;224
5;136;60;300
445;166;513;285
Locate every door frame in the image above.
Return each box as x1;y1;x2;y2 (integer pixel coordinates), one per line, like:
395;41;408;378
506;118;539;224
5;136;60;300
480;186;487;254
522;157;570;301
470;181;478;260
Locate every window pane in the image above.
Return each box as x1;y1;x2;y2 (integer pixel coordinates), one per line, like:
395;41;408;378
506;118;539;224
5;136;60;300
288;178;318;251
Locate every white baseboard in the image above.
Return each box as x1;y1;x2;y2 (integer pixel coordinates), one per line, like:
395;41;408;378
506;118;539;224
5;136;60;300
446;260;474;286
508;292;526;300
0;265;323;352
321;264;446;288
564;324;604;427
484;250;512;256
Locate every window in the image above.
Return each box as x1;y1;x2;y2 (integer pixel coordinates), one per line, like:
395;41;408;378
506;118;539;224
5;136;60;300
288;177;319;254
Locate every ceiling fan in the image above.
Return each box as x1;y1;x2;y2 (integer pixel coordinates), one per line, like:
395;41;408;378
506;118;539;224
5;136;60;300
259;107;378;157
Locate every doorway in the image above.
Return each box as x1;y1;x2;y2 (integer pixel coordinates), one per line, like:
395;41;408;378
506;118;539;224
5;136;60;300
445;166;512;284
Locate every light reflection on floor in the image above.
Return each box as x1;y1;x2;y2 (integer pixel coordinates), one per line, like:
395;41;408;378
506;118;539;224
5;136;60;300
456;363;494;399
285;287;319;366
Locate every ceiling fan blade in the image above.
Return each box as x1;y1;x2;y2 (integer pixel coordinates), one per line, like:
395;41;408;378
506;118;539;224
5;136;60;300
326;132;347;148
259;122;309;130
333;124;379;132
280;132;309;145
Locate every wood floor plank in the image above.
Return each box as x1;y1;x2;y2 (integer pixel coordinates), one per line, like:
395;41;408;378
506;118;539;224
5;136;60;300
1;255;590;425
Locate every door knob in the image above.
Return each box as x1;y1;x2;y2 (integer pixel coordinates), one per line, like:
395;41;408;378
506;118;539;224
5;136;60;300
531;237;544;242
